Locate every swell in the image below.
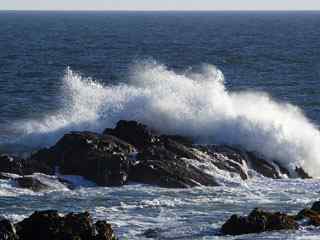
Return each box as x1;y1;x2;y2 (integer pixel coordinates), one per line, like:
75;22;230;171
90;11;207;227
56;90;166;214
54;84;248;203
5;61;320;177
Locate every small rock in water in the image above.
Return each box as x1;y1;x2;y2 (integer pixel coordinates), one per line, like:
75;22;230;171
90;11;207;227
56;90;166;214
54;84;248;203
15;176;49;192
221;208;298;235
143;228;162;238
15;210;117;240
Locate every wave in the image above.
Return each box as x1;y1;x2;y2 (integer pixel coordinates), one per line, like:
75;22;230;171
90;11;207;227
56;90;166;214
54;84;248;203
8;60;320;177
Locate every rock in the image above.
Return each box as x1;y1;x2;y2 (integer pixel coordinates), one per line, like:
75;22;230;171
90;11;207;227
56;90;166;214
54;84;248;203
131;135;219;188
25;120;312;188
130;158;218;188
221;208;298;235
295;167;312;179
30;132;135;186
26;148;56;175
295;208;320;226
15;176;49;191
15;210;117;240
0;155;24;175
142;228;162;238
103;120;159;149
94;220;117;240
0;218;18;240
311;201;320;212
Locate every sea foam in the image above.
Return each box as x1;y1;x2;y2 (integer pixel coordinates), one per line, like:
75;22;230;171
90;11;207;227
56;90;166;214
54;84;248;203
14;61;320;177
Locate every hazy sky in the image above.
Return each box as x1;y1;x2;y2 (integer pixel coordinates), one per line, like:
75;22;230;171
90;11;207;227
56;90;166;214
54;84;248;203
1;0;320;11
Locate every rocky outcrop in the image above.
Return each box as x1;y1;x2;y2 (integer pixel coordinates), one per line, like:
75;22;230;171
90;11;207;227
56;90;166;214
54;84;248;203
0;210;118;240
103;120;158;150
221;201;320;236
28;132;135;187
221;208;298;235
5;120;310;188
0;155;24;175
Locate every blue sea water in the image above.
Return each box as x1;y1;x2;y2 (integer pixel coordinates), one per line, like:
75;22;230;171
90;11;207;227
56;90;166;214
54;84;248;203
0;11;320;239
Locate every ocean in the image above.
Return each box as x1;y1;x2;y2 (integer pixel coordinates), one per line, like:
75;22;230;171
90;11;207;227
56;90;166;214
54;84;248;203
0;11;320;239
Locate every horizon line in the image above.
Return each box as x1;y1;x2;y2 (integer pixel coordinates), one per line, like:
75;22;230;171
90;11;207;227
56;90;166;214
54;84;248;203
1;9;320;12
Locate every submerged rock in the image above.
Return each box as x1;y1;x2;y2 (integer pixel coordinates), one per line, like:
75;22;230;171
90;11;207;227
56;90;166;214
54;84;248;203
142;228;162;238
15;210;117;240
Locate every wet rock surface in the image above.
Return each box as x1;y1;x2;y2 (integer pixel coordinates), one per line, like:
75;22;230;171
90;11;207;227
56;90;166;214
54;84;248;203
0;210;117;240
221;201;320;236
1;120;311;188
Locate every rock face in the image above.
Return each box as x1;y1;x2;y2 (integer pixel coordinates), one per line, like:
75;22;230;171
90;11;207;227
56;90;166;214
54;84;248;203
221;208;298;235
8;210;117;240
0;155;24;175
29;132;135;187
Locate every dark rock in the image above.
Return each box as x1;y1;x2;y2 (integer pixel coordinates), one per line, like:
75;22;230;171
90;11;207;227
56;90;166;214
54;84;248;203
246;152;284;179
26;148;56;175
221;208;298;235
130;158;218;188
295;208;320;226
94;221;117;240
15;210;117;240
29;132;135;186
295;167;311;179
0;155;24;175
0;218;18;240
311;201;320;213
15;210;62;239
143;228;162;238
103;120;159;149
15;176;49;191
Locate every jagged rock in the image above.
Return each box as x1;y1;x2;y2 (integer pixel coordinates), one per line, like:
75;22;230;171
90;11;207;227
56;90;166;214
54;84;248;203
103;120;159;149
0;155;24;175
15;176;49;191
295;167;311;179
15;210;117;240
94;220;117;240
0;218;18;240
29;132;135;186
131;133;218;188
130;158;218;188
26;120;312;188
221;208;298;235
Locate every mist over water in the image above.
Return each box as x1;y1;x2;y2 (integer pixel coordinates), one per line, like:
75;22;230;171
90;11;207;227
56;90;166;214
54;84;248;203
10;61;320;177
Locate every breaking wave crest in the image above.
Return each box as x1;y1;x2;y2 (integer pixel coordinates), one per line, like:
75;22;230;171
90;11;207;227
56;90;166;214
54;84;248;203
12;61;320;177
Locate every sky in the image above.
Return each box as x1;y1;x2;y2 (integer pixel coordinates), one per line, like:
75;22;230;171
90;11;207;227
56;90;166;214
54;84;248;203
1;0;320;11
